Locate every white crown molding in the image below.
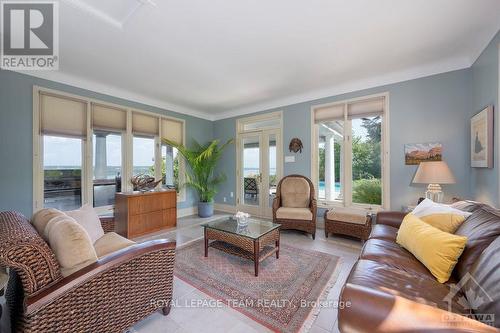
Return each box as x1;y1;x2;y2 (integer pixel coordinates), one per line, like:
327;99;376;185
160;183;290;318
211;55;472;120
13;69;215;121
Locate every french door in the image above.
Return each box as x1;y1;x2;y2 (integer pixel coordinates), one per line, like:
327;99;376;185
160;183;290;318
237;129;282;218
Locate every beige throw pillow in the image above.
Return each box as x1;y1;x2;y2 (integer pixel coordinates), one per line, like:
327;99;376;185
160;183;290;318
66;204;105;244
31;208;66;240
46;215;98;277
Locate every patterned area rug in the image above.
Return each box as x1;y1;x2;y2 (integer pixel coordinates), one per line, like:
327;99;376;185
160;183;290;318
174;239;341;333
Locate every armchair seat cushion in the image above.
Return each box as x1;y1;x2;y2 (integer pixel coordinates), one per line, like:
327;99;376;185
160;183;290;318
94;232;136;258
276;207;313;220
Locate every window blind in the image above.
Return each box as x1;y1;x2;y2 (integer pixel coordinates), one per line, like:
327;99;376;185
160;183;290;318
132;112;159;136
161;118;183;145
314;103;344;123
347;96;385;119
40;93;87;138
92;103;127;131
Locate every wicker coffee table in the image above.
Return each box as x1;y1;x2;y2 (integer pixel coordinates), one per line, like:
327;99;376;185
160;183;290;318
203;217;281;276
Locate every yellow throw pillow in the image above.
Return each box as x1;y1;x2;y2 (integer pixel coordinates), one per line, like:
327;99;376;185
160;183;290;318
419;213;466;233
396;214;467;283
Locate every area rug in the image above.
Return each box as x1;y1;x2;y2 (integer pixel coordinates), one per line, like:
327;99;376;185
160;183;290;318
174;239;341;333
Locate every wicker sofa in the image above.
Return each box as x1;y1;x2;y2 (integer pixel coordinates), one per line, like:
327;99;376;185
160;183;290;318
0;211;176;333
272;175;317;239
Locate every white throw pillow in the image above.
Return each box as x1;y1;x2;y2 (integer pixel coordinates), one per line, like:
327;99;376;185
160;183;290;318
66;204;105;244
45;215;98;277
412;198;472;218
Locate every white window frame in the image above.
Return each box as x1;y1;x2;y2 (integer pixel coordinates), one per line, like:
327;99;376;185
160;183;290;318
33;86;186;215
310;92;390;211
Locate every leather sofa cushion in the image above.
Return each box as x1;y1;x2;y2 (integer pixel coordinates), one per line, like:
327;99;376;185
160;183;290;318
280;177;310;208
94;232;136;258
347;259;468;314
454;205;500;280
360;238;433;276
450;200;484;213
465;236;500;327
276;207;312;220
369;224;398;241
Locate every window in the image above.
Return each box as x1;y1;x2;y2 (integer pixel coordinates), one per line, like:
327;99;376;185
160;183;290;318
93;131;122;207
312;94;388;209
133;136;156;176
33;87;186;213
43;136;83;211
161;144;180;191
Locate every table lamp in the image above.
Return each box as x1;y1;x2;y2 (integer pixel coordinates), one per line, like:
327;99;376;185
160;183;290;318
412;161;456;203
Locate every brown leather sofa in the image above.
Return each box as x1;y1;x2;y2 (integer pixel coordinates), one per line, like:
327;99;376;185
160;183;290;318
338;201;500;333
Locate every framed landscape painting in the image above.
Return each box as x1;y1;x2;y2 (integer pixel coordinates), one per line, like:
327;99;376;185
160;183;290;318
471;105;493;168
405;142;442;165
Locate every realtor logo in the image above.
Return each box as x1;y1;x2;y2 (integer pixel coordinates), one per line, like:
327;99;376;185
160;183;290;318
443;273;495;327
1;1;58;70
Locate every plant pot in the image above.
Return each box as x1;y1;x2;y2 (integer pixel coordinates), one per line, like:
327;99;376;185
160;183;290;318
198;201;214;218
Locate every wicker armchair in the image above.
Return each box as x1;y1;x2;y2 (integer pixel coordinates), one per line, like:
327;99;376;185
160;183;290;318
0;211;176;333
272;175;317;239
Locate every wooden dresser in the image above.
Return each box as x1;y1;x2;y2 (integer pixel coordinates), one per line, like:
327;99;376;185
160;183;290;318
115;190;177;239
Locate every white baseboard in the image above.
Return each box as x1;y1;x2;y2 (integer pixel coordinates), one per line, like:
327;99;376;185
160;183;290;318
177;206;198;218
214;203;237;213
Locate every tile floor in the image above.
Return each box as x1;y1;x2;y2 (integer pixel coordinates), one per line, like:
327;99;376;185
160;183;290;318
0;212;362;333
131;212;362;333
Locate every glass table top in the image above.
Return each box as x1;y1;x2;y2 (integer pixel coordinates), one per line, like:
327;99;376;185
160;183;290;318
203;217;280;240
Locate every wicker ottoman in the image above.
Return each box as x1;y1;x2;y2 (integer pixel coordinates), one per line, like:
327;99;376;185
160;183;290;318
324;209;373;242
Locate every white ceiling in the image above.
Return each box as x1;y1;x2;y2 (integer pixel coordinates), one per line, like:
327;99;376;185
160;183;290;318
22;0;500;120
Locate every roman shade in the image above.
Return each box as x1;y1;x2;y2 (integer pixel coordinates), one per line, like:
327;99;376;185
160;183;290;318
347;96;385;119
92;103;127;131
40;93;87;138
132;112;159;136
313;103;344;123
161;118;183;144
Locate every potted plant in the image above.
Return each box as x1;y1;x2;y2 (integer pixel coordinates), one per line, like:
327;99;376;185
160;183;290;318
163;138;233;217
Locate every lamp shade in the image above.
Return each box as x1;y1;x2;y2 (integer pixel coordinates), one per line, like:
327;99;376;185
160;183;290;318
412;161;456;184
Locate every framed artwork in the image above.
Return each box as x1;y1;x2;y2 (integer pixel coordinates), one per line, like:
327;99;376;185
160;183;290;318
405;142;442;165
471;105;494;168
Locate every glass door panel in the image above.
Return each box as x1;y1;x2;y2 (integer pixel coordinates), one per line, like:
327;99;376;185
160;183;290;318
268;134;277;208
237;130;281;217
242;135;261;207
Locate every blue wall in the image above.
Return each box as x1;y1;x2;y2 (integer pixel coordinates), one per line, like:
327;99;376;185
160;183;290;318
0;70;213;217
214;69;473;211
1;31;498;217
470;31;500;206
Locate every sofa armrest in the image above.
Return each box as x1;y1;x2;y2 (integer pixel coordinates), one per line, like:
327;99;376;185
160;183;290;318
25;239;176;315
375;211;407;229
99;216;115;233
339;284;499;333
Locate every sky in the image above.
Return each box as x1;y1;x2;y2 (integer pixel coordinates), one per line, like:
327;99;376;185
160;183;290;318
44;134;156;167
